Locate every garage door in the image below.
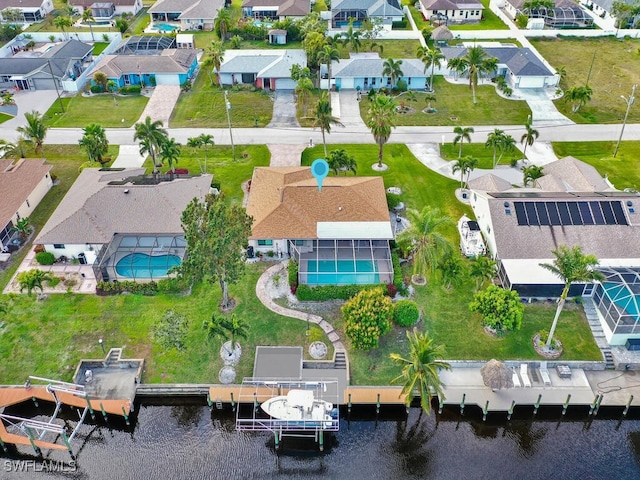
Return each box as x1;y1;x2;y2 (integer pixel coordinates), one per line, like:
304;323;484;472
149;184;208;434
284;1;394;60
155;75;180;86
276;78;296;90
517;76;545;89
340;78;355;89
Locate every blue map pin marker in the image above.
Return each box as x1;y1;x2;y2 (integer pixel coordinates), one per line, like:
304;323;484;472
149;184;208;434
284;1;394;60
311;158;329;192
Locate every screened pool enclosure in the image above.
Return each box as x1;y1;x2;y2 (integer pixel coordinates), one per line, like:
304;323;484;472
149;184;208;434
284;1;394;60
94;234;186;282
289;239;393;286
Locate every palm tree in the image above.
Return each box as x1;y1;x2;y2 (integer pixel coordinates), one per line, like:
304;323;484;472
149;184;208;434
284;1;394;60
439;253;466;289
397;206;454;278
470;255;496;291
452;46;498;104
539;246;604;348
556;65;567;84
82;9;95;41
17;111;48;154
485;128;506;167
520;121;539;160
133;116;168;174
424;93;436;112
11;217;30;241
328;148;357;175
312;92;344;157
564;85;593;113
79;123;109;164
295;77;314;116
366;94;397;168
106;80;118;104
417;46;444;92
452;155;478;190
159;137;181;173
390;328;451;414
341;19;362;53
498;134;516;165
205;41;225;85
453;126;474;158
187;134;215;173
382;58;404;88
203;313;249;354
522;165;544;187
215;8;233;41
54;16;72;40
317;44;340;91
1;139;29;159
17;269;52;296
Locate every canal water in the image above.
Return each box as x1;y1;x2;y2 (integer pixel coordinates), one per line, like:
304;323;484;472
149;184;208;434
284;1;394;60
2;401;640;479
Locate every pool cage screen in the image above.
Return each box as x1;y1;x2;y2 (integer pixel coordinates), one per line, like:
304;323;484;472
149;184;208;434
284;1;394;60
290;239;393;286
589;267;640;336
524;7;594;28
95;233;186;282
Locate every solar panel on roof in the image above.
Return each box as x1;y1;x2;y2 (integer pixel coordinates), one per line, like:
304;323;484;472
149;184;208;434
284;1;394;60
557;202;571;224
546;202;561;225
601;201;616;224
578;202;594;225
514;202;527;225
525;203;538;225
611;201;628;225
590;201;605;225
535;202;550;225
568;202;582;225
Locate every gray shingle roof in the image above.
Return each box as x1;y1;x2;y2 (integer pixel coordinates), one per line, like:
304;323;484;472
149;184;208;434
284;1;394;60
0;40;92;79
0;0;45;7
218;49;307;78
440;46;553;77
179;0;225;19
91;48;197;77
242;0;310;16
332;54;426;78
332;0;403;17
540;156;611;192
468;173;512;192
36;169;212;245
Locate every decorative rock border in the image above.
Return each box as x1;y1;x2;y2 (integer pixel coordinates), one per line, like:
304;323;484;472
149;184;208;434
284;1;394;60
411;274;427;286
219;366;236;384
532;334;563;359
309;341;328;360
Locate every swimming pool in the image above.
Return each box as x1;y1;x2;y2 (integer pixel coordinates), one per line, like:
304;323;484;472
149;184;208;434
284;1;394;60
155;23;179;32
602;282;640;318
305;259;379;285
115;253;181;278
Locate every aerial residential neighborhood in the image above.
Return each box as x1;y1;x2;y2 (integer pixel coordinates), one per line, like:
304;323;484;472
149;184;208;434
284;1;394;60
0;0;639;474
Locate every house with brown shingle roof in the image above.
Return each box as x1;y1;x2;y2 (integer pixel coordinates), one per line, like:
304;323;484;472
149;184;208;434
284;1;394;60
241;0;310;21
418;0;483;24
0;159;52;253
246;166;394;286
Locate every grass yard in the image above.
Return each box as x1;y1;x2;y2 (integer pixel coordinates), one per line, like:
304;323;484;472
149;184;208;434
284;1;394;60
170;71;274;128
359;77;531;126
355;39;423;59
440;142;521;169
530;37;640;124
43;94;149;128
449;0;509;30
552;141;640;191
0;112;12;124
91;42;110;55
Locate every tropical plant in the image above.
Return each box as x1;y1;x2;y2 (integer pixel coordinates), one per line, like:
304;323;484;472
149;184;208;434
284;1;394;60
205;41;225;85
93;71;108;91
317;44;340;91
450;46;498;104
17;269;53;296
485;128;507;167
522;164;544;187
1;91;14;105
382;58;404;88
312;92;343;157
301;31;325;68
556;65;567;83
451;155;478;190
453;126;474;158
523;0;555;11
82;9;95;41
470;255;496;292
397;207;454;278
390;328;451;414
393;300;420;327
133;116;168;174
360;17;383;49
295;77;314;116
539;246;604;348
54;16;72;39
203;313;249;353
340;19;362;53
424;92;436;112
187;134;214;173
16;111;47;154
515;12;529;29
152;309;189;350
366;94;397;168
327;148;356;175
520;120;539;159
438;252;466;289
11;217;30;240
469;285;524;332
215;7;233;41
79;123;109;164
35;251;55;265
115;18;129;34
564;85;593;113
417;46;445;92
159;137;181;173
1;139;29;159
342;287;393;350
230;35;242;48
498;134;516;165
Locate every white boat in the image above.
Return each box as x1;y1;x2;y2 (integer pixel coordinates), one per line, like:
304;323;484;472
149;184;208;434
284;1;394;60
261;389;336;427
458;214;486;258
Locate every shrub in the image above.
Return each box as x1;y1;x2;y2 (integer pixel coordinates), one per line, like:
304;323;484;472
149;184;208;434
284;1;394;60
96;280;159;295
296;283;378;301
90;85;103;94
396;79;408;92
119;85;141;95
392;19;407;29
157;277;188;293
386;193;402;210
152;309;188;350
391;251;408;296
35;251;55;265
393;300;420;326
342;287;392;350
46;276;61;287
385;282;397;298
288;260;298;286
469;285;524;331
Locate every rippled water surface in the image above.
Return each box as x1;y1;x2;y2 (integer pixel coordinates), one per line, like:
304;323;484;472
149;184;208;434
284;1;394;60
2;402;640;479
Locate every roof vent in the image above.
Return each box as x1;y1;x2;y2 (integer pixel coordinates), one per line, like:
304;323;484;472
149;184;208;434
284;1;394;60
338;206;343;211
503;201;510;208
627;201;633;207
124;189;129;194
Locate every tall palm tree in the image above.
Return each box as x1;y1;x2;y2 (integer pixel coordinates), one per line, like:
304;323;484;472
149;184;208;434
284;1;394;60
382;58;404;88
133;116;168;174
313;92;344;157
485;128;506;167
79;123;109;163
564;85;593;113
539;246;604;348
453;126;474;158
187;133;215;173
498;134;516;165
317;44;340;91
452;155;478;190
340;19;362;53
366;94;397;168
522;164;544;187
205;41;225;85
159;137;181;173
215;8;233;41
54;16;72;40
520;121;539;160
17;111;48;154
470;255;496;291
417;46;445;92
452;46;498;104
1;138;29;159
82;9;95;41
397;206;454;278
295;77;314;116
390;328;451;415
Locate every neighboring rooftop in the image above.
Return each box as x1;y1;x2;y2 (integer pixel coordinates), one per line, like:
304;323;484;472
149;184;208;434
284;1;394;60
242;0;310;16
441;46;554;77
149;0;225;17
0;159;51;227
92;48;197;76
420;0;483;10
332;52;426;78
218;49;307;77
332;0;404;17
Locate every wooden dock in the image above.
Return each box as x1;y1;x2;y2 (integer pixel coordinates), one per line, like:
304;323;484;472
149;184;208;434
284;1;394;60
343;387;406;405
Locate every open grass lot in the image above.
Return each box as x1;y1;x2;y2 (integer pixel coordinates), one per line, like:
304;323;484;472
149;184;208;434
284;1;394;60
552;141;640;191
530;37;640;124
170;71;274;128
359;77;531;126
43;94;149;128
440;142;521;168
0;145;119;288
352;39;423;59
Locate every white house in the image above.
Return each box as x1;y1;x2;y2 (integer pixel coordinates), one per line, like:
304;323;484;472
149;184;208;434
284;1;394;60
0;0;54;23
217;49;306;90
241;0;310;21
148;0;225;31
418;0;484;24
69;0;143;19
0;159;52;253
331;0;404;29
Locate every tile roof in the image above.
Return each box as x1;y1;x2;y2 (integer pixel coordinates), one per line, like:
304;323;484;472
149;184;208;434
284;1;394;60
0;159;51;228
91;48;197;77
440;46;553;77
246;167;391;239
332;53;426;78
35;169;212;245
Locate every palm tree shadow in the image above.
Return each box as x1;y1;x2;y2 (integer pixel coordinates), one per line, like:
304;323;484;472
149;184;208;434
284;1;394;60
390;411;435;476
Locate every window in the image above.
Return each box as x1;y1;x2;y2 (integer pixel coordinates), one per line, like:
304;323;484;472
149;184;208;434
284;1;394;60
53;244;65;249
257;240;273;246
294;240;305;246
26;199;30;208
0;76;10;82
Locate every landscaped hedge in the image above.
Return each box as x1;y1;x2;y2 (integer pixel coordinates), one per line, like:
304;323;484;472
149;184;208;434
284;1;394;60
296;283;379;301
391;251;408;296
119;85;141;95
288;260;298;286
393;299;420;326
35;251;55;265
97;277;186;296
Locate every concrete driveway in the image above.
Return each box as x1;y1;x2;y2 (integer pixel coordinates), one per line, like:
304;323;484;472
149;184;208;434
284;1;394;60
336;90;366;129
268;90;299;128
518;88;574;126
1;90;58;133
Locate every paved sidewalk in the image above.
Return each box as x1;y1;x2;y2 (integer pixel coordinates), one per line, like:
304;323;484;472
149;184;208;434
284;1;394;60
137;85;181;126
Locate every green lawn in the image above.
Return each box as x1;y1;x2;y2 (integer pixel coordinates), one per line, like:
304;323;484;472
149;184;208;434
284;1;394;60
449;0;509;30
530;37;640;124
342;39;422;59
91;42;109;55
359;78;531;126
0;112;12;124
440;142;521;169
43;94;149;128
552;141;640;191
170;71;274;128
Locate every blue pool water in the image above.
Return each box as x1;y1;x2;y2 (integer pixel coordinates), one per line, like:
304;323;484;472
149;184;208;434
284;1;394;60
155;23;179;32
115;253;181;278
603;282;640;318
306;259;379;285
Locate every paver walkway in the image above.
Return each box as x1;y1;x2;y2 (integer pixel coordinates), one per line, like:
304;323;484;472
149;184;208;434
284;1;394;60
267;144;306;166
137;85;181;126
